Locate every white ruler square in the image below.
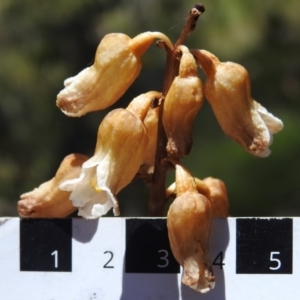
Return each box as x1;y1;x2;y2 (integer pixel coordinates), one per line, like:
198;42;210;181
0;217;299;299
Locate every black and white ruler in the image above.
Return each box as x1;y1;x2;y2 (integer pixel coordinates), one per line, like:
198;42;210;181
0;217;299;299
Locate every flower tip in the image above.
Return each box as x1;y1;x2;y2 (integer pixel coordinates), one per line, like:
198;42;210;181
56;93;87;117
182;271;215;293
249;146;271;158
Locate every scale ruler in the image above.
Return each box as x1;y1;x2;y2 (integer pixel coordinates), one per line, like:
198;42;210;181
0;217;299;300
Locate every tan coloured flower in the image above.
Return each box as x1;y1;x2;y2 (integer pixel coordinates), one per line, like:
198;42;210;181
167;159;215;293
191;49;283;157
57;32;172;117
18;153;88;218
163;45;204;158
59;92;157;218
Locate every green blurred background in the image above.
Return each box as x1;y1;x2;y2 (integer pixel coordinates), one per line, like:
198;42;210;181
1;0;299;217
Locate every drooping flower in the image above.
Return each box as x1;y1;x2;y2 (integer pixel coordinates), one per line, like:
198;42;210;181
191;49;283;157
56;32;172;117
59;91;159;218
163;45;204;158
166;159;215;293
18;153;88;218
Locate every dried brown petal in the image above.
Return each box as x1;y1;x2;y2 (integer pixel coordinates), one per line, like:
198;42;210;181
166;161;215;293
192;49;283;157
163;46;204;158
56;32;172;117
60;107;149;218
167;192;215;293
18;153;88;218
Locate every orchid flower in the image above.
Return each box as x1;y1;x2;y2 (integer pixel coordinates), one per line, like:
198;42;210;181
163;45;204;158
18;153;88;218
166;159;215;293
59;91;161;218
191;49;283;157
56;32;172;117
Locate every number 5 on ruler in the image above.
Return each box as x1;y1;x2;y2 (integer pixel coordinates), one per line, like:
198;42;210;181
269;252;281;270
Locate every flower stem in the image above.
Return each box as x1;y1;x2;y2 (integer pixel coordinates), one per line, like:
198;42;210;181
148;4;205;216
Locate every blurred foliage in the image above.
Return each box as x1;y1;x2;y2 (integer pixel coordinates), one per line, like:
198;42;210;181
0;0;299;216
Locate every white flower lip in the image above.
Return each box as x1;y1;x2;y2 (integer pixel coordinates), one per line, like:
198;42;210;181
59;161;120;219
249;101;284;158
253;101;284;135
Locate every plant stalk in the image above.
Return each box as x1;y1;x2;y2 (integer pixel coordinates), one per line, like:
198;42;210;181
148;4;205;216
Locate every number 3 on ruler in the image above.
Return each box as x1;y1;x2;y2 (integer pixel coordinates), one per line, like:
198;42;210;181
157;250;169;268
270;251;281;270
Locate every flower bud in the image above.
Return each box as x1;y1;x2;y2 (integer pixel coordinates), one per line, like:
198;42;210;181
60;102;149;218
163;45;204;158
57;32;172;117
192;49;283;157
18;153;88;218
167;161;215;293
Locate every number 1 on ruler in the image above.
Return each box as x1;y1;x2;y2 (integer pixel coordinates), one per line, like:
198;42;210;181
51;250;58;268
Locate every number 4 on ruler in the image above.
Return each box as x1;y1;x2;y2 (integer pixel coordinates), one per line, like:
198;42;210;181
212;251;225;269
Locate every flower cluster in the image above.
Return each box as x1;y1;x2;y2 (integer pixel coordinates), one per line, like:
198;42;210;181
18;4;283;293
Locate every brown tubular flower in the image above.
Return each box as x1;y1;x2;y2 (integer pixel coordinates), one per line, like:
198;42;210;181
56;32;172;117
167;159;215;293
163;45;204;158
191;49;283;157
59;92;156;218
18;153;88;218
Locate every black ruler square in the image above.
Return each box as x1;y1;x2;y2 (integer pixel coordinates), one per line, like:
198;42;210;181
125;218;180;274
236;218;292;274
20;218;72;272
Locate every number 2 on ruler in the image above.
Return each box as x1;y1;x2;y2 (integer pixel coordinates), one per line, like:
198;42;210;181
51;250;58;268
103;251;114;268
